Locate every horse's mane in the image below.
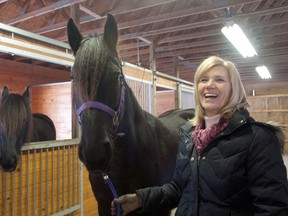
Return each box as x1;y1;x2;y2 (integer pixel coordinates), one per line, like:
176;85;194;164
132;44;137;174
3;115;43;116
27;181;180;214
72;34;112;105
0;93;33;143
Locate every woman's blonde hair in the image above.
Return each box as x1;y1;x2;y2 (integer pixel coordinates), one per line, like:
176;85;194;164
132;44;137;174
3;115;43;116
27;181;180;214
191;56;250;125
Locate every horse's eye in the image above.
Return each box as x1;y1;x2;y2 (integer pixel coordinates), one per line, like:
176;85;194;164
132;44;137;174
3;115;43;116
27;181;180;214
114;72;121;80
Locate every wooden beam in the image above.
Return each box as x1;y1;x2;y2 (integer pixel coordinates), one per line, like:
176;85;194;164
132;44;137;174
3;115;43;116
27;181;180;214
4;0;86;25
79;5;102;19
70;3;80;29
150;42;156;115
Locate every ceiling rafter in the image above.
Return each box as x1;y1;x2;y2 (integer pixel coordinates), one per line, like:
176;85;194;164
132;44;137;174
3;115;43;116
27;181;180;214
79;5;102;19
4;0;86;25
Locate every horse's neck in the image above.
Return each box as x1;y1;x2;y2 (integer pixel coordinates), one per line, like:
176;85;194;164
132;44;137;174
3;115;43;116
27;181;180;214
122;88;150;124
118;87;166;144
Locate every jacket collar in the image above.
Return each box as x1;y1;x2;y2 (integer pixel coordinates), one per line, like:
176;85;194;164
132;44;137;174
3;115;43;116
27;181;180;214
222;108;253;135
180;108;253;136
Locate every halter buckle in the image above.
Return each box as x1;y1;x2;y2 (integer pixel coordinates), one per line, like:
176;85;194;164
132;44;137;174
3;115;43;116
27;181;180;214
113;112;119;126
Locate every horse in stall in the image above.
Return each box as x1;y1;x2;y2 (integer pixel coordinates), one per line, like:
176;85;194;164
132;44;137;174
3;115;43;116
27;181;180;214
67;14;194;216
0;86;56;172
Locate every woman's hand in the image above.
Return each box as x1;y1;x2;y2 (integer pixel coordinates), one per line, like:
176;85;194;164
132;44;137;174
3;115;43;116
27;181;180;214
111;193;142;216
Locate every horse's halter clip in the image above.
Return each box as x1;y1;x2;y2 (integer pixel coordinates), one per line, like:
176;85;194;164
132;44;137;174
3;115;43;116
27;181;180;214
76;76;126;137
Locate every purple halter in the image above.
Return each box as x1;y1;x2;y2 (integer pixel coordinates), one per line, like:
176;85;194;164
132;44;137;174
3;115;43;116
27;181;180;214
76;77;126;135
76;75;125;216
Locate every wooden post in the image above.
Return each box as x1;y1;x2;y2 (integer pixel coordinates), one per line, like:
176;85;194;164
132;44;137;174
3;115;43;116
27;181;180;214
70;3;80;138
70;3;80;29
174;56;180;108
150;42;157;115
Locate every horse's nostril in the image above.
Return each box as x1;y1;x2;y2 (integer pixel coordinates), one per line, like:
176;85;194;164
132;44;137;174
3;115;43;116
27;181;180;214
79;140;113;172
1;155;18;168
12;155;17;164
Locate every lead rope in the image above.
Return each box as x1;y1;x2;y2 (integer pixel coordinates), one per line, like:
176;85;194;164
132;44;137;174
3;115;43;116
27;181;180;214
102;172;121;216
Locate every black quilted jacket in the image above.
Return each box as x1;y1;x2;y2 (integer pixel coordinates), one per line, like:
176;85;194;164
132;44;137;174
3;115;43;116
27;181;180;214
136;109;288;216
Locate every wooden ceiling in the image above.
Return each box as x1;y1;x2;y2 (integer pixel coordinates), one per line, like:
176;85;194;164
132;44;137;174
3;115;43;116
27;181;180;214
0;0;288;85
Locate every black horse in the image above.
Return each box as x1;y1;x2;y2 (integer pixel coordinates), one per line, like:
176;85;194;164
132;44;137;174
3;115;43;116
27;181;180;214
67;14;194;216
0;86;56;172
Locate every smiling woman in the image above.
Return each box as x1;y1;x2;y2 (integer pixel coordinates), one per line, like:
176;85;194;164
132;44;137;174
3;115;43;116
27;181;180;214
112;56;288;216
196;65;232;117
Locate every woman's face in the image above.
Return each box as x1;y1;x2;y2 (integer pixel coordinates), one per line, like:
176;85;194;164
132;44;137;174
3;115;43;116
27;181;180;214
198;66;232;117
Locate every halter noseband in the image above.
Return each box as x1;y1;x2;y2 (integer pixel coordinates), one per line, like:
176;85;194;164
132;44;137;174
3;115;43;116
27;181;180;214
76;76;126;136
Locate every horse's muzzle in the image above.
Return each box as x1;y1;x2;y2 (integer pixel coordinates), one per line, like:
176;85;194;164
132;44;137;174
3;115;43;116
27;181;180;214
0;156;18;172
78;147;112;173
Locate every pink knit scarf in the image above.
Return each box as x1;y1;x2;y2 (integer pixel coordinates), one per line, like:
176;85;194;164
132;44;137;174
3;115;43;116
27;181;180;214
192;118;228;155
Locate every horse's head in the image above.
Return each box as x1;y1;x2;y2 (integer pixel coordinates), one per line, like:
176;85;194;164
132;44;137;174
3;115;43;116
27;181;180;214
67;14;125;173
0;86;32;171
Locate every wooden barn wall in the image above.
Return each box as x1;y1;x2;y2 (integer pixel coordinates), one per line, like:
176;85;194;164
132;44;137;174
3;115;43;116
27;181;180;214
247;95;288;155
156;90;176;116
31;83;72;140
244;82;288;155
244;81;288;96
0;58;70;93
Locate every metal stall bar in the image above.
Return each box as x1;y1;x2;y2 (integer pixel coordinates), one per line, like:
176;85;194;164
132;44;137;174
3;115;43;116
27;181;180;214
40;148;43;216
12;171;15;216
57;146;60;212
26;150;30;216
20;152;23;216
46;147;49;216
3;169;7;216
33;149;36;216
51;147;55;214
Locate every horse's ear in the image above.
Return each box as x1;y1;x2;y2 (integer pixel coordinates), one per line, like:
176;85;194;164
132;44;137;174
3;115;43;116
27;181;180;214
22;86;30;106
1;86;9;101
67;18;83;55
104;14;118;51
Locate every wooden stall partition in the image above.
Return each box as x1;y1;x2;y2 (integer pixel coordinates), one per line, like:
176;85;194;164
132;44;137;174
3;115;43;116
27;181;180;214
0;139;82;216
30;82;99;215
247;95;288;154
31;82;72;140
123;62;193;116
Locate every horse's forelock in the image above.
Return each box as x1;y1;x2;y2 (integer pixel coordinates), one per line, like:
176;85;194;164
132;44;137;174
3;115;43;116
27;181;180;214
72;34;111;104
0;94;32;141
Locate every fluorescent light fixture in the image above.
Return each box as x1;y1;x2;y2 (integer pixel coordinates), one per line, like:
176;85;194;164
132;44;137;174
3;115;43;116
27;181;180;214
256;65;271;79
221;23;257;58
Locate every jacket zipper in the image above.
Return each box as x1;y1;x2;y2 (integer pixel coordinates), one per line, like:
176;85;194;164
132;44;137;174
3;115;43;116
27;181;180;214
194;121;246;215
